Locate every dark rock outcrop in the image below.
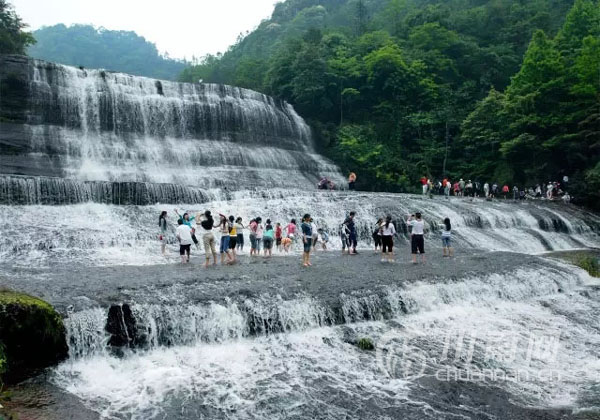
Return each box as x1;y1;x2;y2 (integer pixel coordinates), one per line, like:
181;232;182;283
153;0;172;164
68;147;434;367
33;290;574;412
106;304;137;348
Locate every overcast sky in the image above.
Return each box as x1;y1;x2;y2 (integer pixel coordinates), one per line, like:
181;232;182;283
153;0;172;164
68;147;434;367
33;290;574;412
11;0;278;59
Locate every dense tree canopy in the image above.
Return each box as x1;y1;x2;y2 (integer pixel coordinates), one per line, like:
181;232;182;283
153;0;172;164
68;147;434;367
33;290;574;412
461;0;600;206
179;0;598;207
28;24;186;80
0;0;35;54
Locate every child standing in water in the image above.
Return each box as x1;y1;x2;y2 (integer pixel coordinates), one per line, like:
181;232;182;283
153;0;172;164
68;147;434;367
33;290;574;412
275;222;283;252
317;228;329;250
311;218;319;250
340;222;350;254
441;217;453;257
301;214;313;267
281;236;292;253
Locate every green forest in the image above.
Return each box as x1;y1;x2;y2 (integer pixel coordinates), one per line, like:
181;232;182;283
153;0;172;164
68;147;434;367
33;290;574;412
27;24;187;80
179;0;599;207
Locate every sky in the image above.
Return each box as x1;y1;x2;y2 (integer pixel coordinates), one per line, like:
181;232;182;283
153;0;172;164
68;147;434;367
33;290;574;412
10;0;279;59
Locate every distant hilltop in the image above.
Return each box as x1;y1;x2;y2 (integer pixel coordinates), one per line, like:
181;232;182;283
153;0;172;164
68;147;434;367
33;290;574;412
27;24;187;81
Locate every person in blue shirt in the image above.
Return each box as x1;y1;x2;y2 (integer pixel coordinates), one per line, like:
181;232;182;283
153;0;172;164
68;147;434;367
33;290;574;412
301;213;313;267
317;228;329;250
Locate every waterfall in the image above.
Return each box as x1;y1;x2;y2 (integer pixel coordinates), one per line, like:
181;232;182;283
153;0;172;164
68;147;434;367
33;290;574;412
50;261;599;419
61;263;586;359
0;55;343;191
0;193;598;268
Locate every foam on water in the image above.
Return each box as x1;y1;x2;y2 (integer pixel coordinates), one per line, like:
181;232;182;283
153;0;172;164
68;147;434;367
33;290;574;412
52;266;600;419
53;328;412;420
0;193;598;268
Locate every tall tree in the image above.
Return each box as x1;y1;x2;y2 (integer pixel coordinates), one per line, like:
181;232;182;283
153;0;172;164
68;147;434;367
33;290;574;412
0;0;35;54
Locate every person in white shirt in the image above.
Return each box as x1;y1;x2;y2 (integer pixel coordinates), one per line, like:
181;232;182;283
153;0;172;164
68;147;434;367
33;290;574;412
380;215;396;263
311;219;319;250
407;212;426;264
176;219;193;263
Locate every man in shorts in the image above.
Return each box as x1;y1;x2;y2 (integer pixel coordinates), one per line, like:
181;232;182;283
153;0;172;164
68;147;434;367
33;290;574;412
176;219;193;263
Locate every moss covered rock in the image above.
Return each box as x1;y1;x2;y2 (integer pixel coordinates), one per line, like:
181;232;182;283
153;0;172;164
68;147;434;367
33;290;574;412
0;291;68;383
357;338;375;351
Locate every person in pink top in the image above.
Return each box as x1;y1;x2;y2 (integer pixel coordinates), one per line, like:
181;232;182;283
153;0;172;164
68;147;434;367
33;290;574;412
284;218;297;239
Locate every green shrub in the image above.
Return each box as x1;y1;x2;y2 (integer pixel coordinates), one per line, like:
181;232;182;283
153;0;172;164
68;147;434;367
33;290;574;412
576;256;600;277
357;337;374;351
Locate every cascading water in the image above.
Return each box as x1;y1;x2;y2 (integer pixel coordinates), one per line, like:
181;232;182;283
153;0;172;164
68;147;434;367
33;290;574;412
0;193;598;268
1;55;599;419
51;262;600;419
0;55;342;195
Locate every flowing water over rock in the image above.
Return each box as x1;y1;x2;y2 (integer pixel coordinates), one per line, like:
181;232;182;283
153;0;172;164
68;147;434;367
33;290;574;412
49;262;600;419
0;55;342;193
1;55;599;419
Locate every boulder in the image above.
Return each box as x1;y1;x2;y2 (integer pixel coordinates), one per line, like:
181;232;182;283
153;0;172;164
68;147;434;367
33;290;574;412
0;291;68;383
106;304;137;348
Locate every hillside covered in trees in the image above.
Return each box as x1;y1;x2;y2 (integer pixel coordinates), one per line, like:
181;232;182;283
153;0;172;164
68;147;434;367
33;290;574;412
180;0;599;207
28;24;186;80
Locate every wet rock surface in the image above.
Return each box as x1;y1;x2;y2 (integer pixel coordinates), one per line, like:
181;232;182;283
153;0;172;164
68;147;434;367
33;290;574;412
1;375;99;420
0;250;563;314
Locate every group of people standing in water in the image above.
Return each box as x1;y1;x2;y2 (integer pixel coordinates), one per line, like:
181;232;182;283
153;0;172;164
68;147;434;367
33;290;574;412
159;208;454;267
370;213;453;264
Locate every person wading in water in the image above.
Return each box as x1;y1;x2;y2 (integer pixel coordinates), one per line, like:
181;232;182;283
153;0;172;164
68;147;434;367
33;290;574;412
301;214;313;267
158;211;169;257
344;211;358;254
199;211;218;268
407;212;426;264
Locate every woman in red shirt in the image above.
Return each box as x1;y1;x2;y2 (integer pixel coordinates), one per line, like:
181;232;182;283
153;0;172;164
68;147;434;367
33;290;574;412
275;222;283;252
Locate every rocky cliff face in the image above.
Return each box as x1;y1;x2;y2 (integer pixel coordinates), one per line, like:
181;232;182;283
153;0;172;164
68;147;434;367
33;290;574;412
0;55;64;178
